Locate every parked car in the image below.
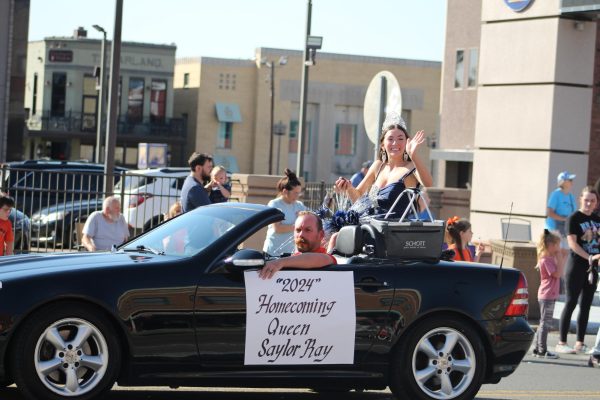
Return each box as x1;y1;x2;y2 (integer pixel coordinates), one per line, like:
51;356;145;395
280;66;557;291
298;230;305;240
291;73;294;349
0;203;533;400
9;208;30;254
30;198;104;249
116;167;188;233
3;160;127;216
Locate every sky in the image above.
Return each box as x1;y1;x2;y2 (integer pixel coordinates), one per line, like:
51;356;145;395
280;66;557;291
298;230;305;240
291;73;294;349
28;0;447;62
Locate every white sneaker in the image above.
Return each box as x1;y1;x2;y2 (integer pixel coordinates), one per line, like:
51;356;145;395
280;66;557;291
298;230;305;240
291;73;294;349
575;344;589;354
555;343;576;354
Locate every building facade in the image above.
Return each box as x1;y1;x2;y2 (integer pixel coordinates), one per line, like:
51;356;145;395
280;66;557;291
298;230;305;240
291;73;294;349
174;48;441;181
23;28;185;167
437;0;600;240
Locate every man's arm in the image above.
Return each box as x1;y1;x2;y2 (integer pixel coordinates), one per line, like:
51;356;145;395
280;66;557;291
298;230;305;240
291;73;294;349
259;253;335;279
190;185;211;208
82;234;96;252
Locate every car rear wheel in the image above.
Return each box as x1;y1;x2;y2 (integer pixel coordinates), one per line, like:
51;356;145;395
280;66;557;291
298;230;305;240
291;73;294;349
10;303;120;400
389;317;486;400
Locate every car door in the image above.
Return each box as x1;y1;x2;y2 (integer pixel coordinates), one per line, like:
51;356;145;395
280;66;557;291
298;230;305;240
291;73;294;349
194;261;395;371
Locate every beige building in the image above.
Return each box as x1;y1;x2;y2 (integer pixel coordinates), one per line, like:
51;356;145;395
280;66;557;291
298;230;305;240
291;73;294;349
436;0;600;240
23;28;184;166
174;48;441;181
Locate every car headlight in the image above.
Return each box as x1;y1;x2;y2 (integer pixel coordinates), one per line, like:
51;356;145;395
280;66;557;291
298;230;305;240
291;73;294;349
40;211;66;224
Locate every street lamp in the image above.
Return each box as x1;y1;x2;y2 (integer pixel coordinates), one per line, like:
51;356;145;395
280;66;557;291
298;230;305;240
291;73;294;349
92;24;106;164
262;56;287;175
296;0;322;179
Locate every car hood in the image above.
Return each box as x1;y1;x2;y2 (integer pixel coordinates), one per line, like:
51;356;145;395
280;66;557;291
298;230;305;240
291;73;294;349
0;251;168;279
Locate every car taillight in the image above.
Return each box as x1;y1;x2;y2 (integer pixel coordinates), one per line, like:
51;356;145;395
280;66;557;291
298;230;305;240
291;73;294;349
129;193;153;208
504;273;529;317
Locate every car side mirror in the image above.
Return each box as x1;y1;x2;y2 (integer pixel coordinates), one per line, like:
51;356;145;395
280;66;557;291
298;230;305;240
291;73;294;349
224;249;266;272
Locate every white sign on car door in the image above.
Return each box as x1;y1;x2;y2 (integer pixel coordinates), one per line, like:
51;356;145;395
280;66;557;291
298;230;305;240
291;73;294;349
244;270;356;365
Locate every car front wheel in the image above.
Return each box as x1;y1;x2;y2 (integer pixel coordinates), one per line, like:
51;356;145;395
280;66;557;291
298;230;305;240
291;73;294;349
10;303;120;400
390;317;486;400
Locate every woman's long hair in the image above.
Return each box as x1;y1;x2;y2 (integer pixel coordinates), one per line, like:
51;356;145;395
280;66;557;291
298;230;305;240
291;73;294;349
446;217;471;261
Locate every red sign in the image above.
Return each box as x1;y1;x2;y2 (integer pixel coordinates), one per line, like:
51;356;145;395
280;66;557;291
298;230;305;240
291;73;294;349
48;50;73;63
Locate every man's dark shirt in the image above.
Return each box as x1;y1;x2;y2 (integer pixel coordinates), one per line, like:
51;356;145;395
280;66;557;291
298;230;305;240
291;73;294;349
180;175;210;212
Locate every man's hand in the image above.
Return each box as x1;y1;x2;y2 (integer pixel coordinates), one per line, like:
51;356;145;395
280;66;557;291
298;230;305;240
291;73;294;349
259;259;283;280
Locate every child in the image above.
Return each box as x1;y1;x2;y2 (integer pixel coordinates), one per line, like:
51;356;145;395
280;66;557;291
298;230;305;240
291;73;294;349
445;216;484;262
205;165;231;203
0;195;15;256
533;229;563;359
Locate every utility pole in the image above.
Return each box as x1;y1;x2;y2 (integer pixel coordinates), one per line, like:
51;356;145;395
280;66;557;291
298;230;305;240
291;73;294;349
103;0;123;195
296;0;312;178
92;25;106;164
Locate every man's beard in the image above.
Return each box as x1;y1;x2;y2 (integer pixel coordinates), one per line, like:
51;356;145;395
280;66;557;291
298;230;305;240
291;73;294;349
106;212;120;222
295;237;314;253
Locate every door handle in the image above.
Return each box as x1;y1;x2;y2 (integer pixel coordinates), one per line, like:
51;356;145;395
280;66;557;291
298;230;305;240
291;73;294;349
355;279;388;288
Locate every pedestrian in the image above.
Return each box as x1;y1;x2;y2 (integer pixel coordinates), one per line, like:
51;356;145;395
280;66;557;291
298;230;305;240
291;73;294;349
180;152;213;212
556;186;600;354
0;195;15;256
263;168;307;256
81;196;130;251
546;171;577;275
350;161;372;187
589;324;600;367
445;216;485;262
206;165;231;204
164;201;182;221
532;229;563;359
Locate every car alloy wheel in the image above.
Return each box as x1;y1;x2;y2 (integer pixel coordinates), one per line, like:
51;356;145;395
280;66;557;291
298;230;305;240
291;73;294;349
11;302;120;400
411;327;476;399
34;318;109;396
390;317;485;400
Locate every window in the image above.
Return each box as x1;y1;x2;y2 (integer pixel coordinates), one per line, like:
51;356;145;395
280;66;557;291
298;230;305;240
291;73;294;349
183;73;189;88
81;75;97;131
468;48;478;87
127;77;144;123
51;72;66;117
32;73;38;115
335;124;356;155
445;161;472;189
288;120;311;153
150;80;167;123
217;122;233;149
454;50;464;89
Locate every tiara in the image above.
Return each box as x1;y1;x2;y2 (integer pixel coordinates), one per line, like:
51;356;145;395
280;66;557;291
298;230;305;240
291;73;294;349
382;111;407;132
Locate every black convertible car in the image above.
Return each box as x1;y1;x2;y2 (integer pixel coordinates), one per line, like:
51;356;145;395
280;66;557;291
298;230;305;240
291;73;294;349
0;203;533;400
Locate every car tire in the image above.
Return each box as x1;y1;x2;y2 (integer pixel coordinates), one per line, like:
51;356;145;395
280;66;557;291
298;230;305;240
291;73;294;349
10;302;120;400
389;317;486;400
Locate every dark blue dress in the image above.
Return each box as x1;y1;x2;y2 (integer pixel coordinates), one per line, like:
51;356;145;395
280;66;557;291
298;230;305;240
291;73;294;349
371;167;418;218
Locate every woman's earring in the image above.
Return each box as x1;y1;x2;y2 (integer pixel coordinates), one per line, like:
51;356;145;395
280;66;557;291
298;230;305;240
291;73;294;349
403;151;409;162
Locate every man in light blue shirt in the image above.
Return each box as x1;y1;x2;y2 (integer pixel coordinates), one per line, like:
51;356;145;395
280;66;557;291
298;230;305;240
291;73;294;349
546;171;577;234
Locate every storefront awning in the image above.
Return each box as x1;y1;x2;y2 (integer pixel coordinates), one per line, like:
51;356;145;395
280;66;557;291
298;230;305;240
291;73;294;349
215;103;242;123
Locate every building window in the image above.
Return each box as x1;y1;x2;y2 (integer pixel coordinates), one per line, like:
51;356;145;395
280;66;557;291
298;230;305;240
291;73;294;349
81;75;98;131
289;120;311;154
32;73;38;115
454;50;464;89
127;77;144;123
468;48;478;87
150;80;167;123
217;122;233;149
335;124;356;155
445;161;472;189
183;72;189;88
51;72;67;117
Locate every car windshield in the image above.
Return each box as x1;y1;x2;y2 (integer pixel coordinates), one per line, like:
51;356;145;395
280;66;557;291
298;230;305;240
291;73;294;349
122;206;261;257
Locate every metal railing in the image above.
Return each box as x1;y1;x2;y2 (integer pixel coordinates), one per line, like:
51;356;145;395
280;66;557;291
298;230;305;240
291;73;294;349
27;111;186;138
0;166;249;254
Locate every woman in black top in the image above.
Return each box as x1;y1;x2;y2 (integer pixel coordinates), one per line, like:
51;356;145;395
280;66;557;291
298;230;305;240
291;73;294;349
556;186;600;354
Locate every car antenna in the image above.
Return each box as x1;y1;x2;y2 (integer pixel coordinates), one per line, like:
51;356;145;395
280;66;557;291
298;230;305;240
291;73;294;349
497;202;513;285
